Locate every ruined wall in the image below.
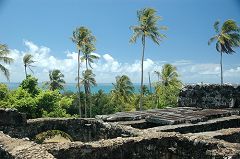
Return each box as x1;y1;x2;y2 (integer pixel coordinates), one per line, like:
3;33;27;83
48;133;234;159
0;117;137;142
178;84;240;108
0;108;26;126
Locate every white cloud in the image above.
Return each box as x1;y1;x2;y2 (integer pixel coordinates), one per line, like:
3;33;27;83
0;40;239;84
225;67;240;77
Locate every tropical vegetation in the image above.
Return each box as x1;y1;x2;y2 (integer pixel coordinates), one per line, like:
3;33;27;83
1;7;238;121
0;44;13;81
45;69;65;91
23;54;35;79
130;8;167;110
208;19;240;85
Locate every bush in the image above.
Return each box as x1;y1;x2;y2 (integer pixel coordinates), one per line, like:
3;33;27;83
20;75;40;96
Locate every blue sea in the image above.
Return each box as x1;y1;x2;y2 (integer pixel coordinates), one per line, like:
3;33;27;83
4;83;142;93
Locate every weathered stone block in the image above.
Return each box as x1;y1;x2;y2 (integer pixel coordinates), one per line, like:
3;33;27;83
0;108;26;126
178;84;240;108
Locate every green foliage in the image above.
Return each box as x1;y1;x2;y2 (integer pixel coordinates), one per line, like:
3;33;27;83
111;75;135;112
92;90;115;116
36;90;61;114
0;83;9;100
45;69;65;91
34;130;73;144
8;88;37;118
0;84;11;108
20;75;39;96
154;64;182;108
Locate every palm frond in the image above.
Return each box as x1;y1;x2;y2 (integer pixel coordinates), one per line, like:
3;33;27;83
0;64;10;81
208;36;218;45
214;21;220;33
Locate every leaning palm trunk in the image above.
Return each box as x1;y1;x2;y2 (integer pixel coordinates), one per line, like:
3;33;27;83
139;35;145;111
77;50;82;117
24;65;27;79
220;52;223;85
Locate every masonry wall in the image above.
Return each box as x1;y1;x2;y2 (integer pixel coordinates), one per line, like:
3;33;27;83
178;84;240;108
0;108;26;126
0;118;137;142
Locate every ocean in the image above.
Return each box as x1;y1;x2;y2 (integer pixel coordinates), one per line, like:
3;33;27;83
4;83;142;93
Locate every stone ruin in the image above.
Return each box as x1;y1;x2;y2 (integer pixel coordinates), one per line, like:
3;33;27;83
1;84;240;159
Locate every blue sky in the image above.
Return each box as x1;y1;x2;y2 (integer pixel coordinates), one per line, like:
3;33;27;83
0;0;240;84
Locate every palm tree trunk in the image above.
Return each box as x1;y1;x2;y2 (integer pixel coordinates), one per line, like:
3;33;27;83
148;72;152;93
139;35;145;111
89;86;92;118
84;84;88;118
77;50;82;117
24;65;27;79
85;58;89;118
220;52;223;85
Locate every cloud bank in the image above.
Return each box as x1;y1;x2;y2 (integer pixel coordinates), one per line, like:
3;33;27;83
1;40;239;84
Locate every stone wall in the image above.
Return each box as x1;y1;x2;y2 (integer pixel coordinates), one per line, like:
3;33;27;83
178;84;240;108
0;108;26;126
0;117;138;142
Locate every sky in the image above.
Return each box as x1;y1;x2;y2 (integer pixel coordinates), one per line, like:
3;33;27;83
0;0;240;84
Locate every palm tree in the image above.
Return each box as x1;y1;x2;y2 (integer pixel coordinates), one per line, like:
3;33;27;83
23;54;35;79
208;19;240;85
155;64;182;108
45;69;65;91
80;70;97;118
111;75;134;111
159;64;182;88
130;8;166;110
71;27;96;117
0;44;13;81
81;44;99;70
81;44;98;118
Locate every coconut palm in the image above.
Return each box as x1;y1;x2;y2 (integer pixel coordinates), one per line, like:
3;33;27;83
208;19;240;85
23;54;35;79
111;75;134;111
81;44;99;70
0;44;13;81
71;27;96;117
155;64;182;108
130;8;166;110
159;64;182;88
45;69;65;91
80;70;96;118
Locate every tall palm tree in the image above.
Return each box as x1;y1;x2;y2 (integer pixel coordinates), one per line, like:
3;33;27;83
208;19;240;85
23;54;35;79
71;27;96;117
0;44;13;81
45;69;65;91
80;70;96;118
81;44;98;118
130;8;166;110
111;75;134;111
